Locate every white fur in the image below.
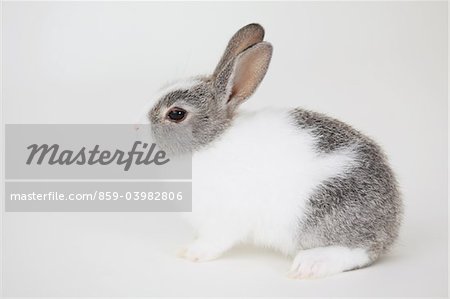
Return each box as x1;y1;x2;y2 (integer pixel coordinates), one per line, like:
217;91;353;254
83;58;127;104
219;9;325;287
289;246;370;279
158;77;202;96
180;108;358;263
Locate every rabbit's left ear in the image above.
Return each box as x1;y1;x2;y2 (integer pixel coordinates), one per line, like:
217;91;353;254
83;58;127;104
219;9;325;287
213;23;265;77
215;42;273;110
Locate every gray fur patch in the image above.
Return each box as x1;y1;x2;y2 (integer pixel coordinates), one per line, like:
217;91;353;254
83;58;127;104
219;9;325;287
290;109;403;264
149;78;231;155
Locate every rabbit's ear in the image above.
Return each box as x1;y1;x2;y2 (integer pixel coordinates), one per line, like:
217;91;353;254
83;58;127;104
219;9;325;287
213;23;265;77
215;42;273;109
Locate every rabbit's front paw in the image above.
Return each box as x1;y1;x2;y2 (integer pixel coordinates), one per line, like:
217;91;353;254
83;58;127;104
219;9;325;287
177;240;225;262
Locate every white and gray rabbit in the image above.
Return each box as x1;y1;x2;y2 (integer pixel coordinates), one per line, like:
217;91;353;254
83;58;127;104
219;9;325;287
142;24;402;279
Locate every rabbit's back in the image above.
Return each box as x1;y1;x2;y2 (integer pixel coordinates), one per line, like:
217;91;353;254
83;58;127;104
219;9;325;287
290;109;402;261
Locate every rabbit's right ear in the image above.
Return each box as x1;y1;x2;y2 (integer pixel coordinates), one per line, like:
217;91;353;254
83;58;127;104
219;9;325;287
213;23;265;77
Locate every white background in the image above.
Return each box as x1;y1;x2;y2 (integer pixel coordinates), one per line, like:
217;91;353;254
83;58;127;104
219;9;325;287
1;1;448;297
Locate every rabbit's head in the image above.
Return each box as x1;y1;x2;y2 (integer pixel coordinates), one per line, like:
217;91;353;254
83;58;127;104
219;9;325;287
148;24;272;155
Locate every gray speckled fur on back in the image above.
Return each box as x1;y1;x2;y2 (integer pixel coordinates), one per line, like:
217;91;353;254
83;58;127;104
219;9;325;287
290;109;403;263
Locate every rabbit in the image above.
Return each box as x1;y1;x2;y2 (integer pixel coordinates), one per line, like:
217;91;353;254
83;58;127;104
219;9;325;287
143;23;402;279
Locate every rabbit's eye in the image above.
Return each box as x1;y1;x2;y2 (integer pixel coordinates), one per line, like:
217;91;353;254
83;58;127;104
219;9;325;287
166;107;187;122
